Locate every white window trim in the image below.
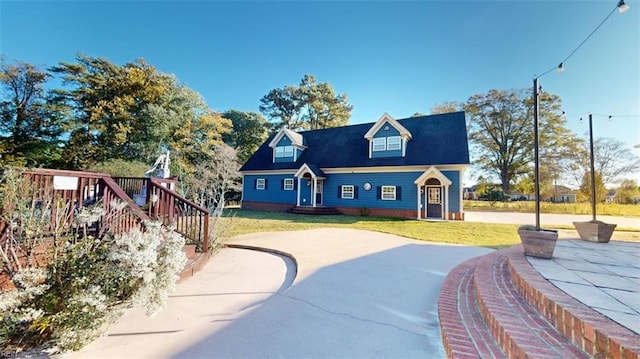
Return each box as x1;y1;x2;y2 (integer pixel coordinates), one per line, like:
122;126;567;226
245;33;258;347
284;178;294;190
381;185;396;200
275;146;294;158
372;138;386;152
341;185;355;199
387;136;401;150
256;178;266;190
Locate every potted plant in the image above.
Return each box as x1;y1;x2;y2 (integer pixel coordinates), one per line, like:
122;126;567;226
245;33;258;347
517;224;559;259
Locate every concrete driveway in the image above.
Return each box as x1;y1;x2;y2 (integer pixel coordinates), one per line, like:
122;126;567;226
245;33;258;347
465;211;640;229
65;228;493;359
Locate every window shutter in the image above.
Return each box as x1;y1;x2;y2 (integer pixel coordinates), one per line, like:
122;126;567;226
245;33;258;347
294;179;298;190
377;186;381;200
264;179;268;189
396;186;402;201
354;186;359;199
281;179;285;190
338;186;342;198
254;179;257;189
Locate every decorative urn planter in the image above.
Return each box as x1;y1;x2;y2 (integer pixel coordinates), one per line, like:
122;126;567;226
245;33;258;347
517;226;559;259
573;220;617;243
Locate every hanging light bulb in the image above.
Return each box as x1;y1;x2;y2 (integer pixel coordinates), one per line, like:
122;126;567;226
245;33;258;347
557;63;565;73
618;0;629;13
579;117;584;123
608;115;613;121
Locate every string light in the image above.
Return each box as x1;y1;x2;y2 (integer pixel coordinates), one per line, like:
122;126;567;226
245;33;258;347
534;0;629;79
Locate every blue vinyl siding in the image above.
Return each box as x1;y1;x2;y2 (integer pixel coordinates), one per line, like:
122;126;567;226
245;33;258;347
323;172;421;210
274;136;294;163
371;126;402;158
243;174;297;204
243;169;463;213
442;171;461;212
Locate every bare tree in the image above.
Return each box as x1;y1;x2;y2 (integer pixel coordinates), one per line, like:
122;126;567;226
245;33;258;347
564;137;640;187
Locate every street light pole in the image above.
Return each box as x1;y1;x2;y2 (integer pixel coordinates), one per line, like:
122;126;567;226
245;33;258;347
588;113;597;221
533;78;541;231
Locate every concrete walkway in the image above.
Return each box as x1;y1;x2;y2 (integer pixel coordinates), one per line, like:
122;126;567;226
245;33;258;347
64;228;493;358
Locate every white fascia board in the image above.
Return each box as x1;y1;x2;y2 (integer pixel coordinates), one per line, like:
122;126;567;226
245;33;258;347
240;169;297;175
322;164;468;174
363;113;412;140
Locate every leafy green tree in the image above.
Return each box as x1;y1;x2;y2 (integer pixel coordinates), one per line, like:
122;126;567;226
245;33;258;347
616;179;639;204
464;89;573;194
84;159;150;177
222;110;270;164
170;111;232;178
578;170;607;203
259;74;353;130
430;101;462;115
0;58;65;167
464;89;530;194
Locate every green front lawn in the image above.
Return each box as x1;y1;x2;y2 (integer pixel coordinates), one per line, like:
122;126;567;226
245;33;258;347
218;210;640;249
219;210;517;249
464;200;640;217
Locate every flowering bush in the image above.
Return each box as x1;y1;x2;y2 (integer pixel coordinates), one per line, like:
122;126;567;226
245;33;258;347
0;204;187;352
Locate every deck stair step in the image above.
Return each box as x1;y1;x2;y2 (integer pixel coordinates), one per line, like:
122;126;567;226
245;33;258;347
287;206;341;215
439;249;591;358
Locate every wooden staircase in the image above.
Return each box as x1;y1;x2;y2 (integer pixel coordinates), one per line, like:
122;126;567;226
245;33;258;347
0;168;211;287
287;206;342;215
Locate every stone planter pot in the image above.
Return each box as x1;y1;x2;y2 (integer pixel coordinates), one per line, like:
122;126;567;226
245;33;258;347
573;220;617;243
517;228;559;259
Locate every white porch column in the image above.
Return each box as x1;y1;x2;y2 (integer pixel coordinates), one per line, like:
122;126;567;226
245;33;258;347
444;185;450;221
416;184;421;220
312;177;317;207
296;177;301;206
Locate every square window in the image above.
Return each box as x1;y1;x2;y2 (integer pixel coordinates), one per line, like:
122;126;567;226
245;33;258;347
284;178;294;190
381;186;396;200
256;178;266;190
284;146;293;157
372;138;386;151
342;185;354;199
387;136;401;150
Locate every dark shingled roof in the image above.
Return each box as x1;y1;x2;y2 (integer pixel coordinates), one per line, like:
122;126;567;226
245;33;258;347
240;111;469;172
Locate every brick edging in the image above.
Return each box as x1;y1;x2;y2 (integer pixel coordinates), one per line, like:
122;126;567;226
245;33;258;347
437;256;506;358
505;245;640;359
473;251;588;358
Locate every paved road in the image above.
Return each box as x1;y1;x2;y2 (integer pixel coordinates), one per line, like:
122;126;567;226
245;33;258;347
66;228;493;358
465;211;640;229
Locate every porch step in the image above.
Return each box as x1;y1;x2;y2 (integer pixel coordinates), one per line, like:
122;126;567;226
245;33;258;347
287;206;342;215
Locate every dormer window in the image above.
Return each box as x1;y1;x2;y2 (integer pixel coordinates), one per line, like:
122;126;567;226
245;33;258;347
268;128;307;163
386;136;401;150
364;113;412;159
275;146;294;158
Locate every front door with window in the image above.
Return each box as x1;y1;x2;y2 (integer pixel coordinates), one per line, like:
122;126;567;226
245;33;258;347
426;187;442;218
315;180;323;205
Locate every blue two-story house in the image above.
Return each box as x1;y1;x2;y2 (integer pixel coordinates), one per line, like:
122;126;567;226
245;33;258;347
239;112;470;220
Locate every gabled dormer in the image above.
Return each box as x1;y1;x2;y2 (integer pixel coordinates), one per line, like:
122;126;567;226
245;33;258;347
364;113;412;158
268;128;306;163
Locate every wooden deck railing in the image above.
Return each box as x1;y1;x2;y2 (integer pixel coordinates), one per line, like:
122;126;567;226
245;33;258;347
1;169;208;252
147;179;209;252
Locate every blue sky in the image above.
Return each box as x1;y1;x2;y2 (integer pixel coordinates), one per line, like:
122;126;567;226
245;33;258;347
1;0;638;183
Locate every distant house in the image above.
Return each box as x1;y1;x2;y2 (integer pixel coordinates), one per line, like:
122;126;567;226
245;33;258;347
548;185;578;203
239;112;470;220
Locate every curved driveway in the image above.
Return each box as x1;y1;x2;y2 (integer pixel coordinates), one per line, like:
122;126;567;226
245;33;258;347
67;228;493;359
